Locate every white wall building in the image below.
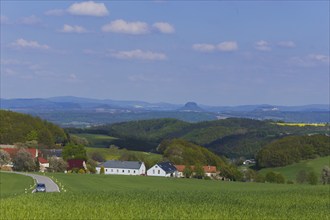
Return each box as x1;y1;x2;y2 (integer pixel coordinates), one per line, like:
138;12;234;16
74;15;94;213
147;161;178;177
96;160;146;175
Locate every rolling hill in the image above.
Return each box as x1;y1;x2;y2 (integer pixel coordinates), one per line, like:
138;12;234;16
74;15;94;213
69;118;329;158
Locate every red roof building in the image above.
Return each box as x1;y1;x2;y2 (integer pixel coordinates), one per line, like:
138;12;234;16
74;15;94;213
67;159;86;170
2;148;38;158
175;165;218;177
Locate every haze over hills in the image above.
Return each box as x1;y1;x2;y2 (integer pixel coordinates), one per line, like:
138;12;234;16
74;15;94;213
0;96;329;126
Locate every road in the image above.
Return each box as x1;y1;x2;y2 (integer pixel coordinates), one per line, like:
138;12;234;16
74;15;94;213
15;172;60;192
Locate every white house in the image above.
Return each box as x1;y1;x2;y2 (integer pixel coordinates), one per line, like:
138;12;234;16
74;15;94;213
38;157;49;172
147;161;178;177
96;160;146;175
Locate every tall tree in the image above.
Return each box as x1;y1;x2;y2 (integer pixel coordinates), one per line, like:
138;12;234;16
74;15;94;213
0;150;11;166
62;143;87;161
13;149;36;171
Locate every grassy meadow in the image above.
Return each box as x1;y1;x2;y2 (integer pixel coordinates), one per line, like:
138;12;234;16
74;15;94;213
259;156;330;182
86;147;162;161
1;172;329;219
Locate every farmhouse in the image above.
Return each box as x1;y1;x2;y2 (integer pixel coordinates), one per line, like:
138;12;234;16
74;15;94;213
38;157;49;172
147;161;178;177
175;165;218;177
2;148;38;158
96;160;146;175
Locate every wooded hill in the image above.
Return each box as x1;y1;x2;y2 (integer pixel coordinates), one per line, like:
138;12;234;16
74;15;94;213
68;118;329;158
0;110;68;147
256;135;330;168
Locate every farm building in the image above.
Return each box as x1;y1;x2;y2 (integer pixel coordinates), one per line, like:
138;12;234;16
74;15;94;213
175;165;218;178
147;161;178;177
67;159;87;171
96;160;146;175
38;157;49;172
2;148;38;158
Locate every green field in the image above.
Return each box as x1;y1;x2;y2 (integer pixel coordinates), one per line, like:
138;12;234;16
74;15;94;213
86;147;163;162
1;173;329;219
0;172;35;198
259;156;330;182
72;133;117;148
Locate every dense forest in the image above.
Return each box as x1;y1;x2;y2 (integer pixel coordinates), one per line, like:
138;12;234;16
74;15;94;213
68;118;328;158
256;135;330;168
0;110;68;147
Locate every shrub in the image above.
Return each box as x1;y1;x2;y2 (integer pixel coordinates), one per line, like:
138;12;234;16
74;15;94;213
100;166;105;174
307;171;318;185
78;169;85;174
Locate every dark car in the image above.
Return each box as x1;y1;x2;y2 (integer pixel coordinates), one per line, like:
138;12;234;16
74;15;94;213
36;183;46;192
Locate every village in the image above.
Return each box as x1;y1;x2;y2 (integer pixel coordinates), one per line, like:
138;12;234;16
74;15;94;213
0;145;221;179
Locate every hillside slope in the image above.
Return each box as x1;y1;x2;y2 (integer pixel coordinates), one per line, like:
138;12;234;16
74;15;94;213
0;110;68;147
69;118;328;158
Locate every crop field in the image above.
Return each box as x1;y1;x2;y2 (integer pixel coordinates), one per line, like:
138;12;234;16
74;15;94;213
259;156;330;182
275;122;327;127
0;172;35;198
1;173;329;219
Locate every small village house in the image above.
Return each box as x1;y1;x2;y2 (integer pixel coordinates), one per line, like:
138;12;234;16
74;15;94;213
175;165;218;178
38;157;49;172
96;160;146;175
147;161;178;177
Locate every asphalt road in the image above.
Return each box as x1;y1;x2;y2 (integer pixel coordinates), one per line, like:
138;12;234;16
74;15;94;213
15;172;60;193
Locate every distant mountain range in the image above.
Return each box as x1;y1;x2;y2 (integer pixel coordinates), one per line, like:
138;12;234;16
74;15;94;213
1;96;329;112
0;96;329;126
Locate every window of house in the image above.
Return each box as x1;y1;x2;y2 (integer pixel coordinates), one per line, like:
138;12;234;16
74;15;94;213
117;169;119;173
128;170;130;173
158;170;160;174
122;170;124;173
111;169;113;172
134;170;136;173
153;170;155;174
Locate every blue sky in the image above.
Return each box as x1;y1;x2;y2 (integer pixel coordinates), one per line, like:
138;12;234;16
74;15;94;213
1;1;329;106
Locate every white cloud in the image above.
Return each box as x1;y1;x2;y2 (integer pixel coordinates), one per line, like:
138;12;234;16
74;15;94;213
192;44;216;52
3;68;17;76
11;39;50;50
277;41;296;48
110;49;167;60
102;19;149;35
153;22;175;34
60;24;87;33
67;1;109;17
193;41;238;53
20;15;41;25
255;40;271;51
0;15;9;24
308;54;330;64
217;41;238;52
45;9;65;16
289;54;330;67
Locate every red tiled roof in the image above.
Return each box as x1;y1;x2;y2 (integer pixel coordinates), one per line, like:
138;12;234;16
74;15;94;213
38;157;48;164
175;165;217;173
2;148;38;158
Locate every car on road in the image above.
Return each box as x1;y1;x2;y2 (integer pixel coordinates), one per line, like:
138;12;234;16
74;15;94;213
36;183;46;192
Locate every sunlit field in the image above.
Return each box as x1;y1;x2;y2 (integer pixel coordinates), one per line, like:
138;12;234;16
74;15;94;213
1;173;329;219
